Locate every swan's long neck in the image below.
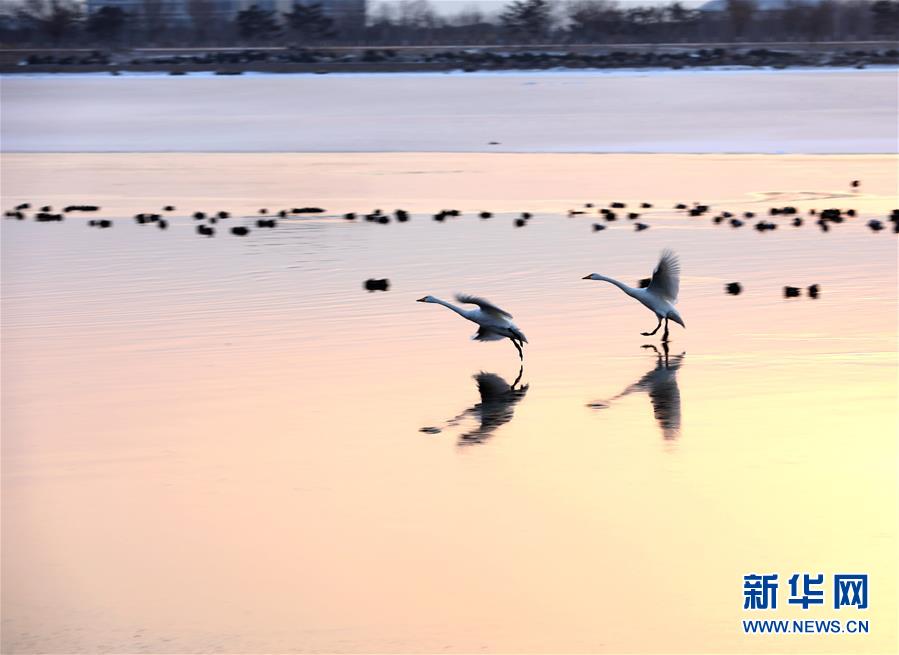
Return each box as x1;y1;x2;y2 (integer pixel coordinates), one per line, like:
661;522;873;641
594;275;641;300
432;298;468;318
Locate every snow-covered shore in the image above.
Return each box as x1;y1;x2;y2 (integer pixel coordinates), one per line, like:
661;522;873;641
2;67;895;153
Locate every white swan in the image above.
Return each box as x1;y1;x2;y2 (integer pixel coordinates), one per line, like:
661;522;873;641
416;294;528;359
583;249;686;342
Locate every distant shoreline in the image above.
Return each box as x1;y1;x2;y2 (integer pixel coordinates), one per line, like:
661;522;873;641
2;42;896;75
4;64;898;79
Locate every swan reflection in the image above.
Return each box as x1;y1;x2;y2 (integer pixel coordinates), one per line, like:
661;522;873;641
420;367;529;446
590;343;685;440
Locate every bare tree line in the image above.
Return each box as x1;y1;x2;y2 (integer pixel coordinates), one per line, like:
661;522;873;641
1;0;897;47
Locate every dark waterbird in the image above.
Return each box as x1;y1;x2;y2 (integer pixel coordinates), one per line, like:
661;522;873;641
634;222;650;231
480;211;492;219
514;218;527;227
364;278;390;292
807;284;820;299
230;226;249;236
688;205;709;217
784;286;801;298
726;282;742;295
770;206;797;216
592;223;606;232
197;225;214;236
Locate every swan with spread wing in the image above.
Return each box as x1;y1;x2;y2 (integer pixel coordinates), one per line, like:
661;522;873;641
583;249;685;342
416;294;528;360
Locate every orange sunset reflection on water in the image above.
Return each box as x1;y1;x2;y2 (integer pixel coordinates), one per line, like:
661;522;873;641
1;153;896;653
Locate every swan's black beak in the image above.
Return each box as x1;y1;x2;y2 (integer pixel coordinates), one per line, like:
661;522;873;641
582;274;593;280
416;297;427;302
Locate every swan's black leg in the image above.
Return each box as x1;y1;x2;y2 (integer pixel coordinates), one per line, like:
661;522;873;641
662;318;670;342
511;364;524;390
641;317;662;337
511;338;523;361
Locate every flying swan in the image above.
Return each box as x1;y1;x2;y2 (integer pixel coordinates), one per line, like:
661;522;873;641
416;294;528;360
583;249;685;342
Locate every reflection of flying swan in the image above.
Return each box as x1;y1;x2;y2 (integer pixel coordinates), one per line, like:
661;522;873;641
583;249;685;342
590;343;685;440
416;294;528;360
420;367;529;446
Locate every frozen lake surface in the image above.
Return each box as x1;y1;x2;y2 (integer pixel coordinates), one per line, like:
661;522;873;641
2;68;897;153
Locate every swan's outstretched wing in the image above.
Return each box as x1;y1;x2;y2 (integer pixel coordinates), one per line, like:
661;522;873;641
456;294;513;319
472;326;505;342
647;249;680;303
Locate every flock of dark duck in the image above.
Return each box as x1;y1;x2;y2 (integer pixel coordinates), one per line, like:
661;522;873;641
5;180;896;352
